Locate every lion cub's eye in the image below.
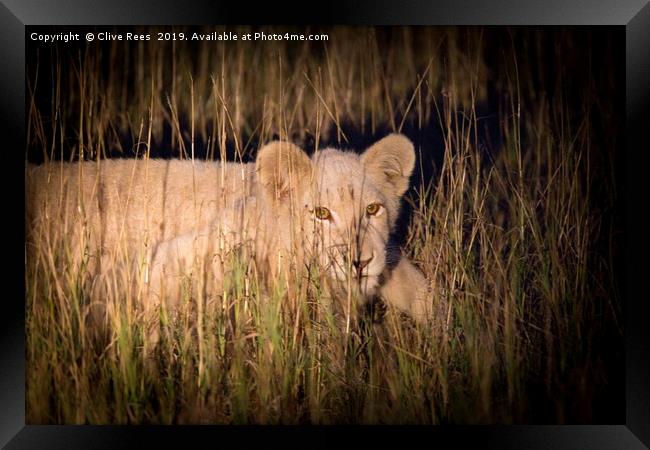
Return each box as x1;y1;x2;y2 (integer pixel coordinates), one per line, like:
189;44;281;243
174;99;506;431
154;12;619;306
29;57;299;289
366;203;382;216
313;206;332;221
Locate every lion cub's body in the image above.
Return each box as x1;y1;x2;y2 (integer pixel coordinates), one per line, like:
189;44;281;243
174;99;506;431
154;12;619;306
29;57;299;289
26;159;256;258
26;134;434;326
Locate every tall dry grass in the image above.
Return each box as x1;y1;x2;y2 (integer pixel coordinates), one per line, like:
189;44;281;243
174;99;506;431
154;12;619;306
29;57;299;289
25;26;622;424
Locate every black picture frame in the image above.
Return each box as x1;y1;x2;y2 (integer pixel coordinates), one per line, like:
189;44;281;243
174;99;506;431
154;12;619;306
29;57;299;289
2;1;649;448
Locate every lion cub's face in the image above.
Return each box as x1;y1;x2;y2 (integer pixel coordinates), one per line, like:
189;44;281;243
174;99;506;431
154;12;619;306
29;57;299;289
303;149;394;296
257;134;416;298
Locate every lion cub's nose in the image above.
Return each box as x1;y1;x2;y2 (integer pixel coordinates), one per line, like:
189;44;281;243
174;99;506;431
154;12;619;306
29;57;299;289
353;255;373;273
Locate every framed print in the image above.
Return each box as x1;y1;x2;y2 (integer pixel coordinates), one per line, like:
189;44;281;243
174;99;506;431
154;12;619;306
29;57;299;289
1;0;649;447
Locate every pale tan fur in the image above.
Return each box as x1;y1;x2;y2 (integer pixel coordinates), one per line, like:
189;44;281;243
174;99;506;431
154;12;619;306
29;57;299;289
25;134;433;326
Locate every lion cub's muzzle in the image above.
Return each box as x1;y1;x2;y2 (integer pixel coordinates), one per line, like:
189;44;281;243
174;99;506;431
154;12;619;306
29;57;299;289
353;254;373;276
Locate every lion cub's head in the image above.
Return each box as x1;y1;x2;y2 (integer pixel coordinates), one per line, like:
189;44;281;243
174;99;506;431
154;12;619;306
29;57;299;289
256;134;415;298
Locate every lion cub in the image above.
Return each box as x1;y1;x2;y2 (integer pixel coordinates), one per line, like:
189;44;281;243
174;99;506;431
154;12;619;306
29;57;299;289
26;134;434;329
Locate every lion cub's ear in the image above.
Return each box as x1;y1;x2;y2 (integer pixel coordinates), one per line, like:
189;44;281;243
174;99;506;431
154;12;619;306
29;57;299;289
361;133;416;198
256;141;312;202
